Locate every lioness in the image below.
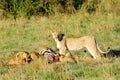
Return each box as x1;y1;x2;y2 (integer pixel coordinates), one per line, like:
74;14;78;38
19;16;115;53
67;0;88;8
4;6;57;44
7;51;30;66
51;31;110;59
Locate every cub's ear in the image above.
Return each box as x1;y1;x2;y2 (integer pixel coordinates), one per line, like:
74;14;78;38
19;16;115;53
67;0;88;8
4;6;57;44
57;33;64;41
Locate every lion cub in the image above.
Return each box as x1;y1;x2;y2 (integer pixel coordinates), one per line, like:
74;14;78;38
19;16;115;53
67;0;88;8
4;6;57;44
38;46;77;63
27;52;40;63
51;31;110;59
7;51;30;66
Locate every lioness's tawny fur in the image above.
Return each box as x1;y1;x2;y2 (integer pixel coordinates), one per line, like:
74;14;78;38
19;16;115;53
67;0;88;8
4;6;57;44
51;31;110;59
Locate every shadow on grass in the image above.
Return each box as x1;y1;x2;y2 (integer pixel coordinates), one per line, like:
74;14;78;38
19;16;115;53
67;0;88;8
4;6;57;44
103;49;120;58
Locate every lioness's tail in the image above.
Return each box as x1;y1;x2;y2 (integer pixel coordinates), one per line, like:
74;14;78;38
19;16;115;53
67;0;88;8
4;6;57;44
97;44;110;54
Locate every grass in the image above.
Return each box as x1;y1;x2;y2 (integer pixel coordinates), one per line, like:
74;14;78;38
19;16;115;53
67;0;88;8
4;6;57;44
0;13;120;80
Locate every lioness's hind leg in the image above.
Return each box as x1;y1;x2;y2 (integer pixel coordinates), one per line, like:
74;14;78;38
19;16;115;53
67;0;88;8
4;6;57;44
86;45;101;59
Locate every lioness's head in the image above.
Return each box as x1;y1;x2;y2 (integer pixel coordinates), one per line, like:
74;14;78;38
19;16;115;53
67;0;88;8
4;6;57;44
51;31;64;41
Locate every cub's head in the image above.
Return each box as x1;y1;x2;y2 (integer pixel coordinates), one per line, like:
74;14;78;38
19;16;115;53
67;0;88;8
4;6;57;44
51;31;64;41
17;51;30;64
7;51;30;66
28;52;40;63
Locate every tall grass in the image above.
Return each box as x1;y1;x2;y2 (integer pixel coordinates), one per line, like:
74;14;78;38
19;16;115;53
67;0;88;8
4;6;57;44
0;0;120;19
0;12;120;80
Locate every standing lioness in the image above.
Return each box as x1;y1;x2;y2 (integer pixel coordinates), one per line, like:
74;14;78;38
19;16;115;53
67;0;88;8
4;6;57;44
51;31;110;59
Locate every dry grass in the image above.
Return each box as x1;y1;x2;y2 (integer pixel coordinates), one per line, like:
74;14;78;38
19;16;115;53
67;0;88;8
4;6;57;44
0;12;120;80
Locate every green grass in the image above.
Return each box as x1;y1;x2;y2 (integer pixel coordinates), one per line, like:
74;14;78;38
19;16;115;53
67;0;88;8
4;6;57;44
0;13;120;80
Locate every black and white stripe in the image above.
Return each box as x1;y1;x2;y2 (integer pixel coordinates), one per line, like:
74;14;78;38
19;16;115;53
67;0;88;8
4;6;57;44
39;47;55;55
38;47;57;63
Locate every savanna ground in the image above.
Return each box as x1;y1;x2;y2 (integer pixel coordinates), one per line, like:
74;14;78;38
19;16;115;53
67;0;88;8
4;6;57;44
0;12;120;80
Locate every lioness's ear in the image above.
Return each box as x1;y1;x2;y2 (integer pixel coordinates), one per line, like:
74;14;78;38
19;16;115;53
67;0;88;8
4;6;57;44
49;30;53;34
57;33;64;41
